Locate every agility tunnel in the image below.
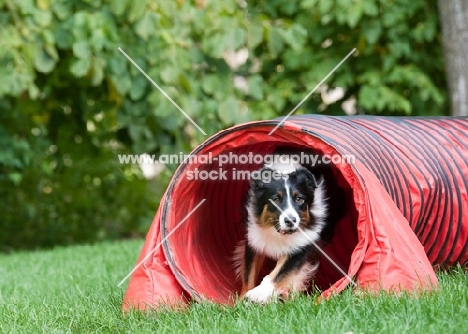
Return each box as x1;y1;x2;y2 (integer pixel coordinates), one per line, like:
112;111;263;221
123;116;468;310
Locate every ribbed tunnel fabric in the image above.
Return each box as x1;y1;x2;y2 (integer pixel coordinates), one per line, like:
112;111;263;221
123;116;468;310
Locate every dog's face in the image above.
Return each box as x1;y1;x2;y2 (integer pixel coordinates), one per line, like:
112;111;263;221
249;167;317;235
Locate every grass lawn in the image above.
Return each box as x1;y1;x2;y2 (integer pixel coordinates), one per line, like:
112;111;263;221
1;239;467;333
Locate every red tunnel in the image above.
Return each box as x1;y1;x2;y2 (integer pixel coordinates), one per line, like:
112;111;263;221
123;116;468;310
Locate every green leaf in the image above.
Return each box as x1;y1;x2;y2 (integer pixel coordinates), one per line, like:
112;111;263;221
379;87;411;114
51;1;71;20
358;86;379;110
218;96;239;125
213;76;231;100
357;71;382;86
248;22;263;49
55;28;73;49
270;92;286;112
108;56;127;75
159;114;181;131
267;26;284;56
282;24;307;51
28;84;40;99
225;27;245;50
73;12;87;27
301;0;319;9
1;27;22;47
128;123;145;141
109;0;129;16
42;29;55;45
9;73;31;96
237;103;252;123
72;12;88;40
34;47;56;73
130;76;147;100
247;75;263;100
202;75;220;95
149;92;174;118
347;2;364;28
202;34;225;58
363;20;381;44
389;42;411;57
70;58;91;77
36;0;51;10
319;0;334;15
73;41;90;59
45;44;58;61
160;66;180;84
8;173;22;185
34;9;52;27
110;74;132;95
17;0;35;14
91;59;105;86
134;13;155;40
382;11;400;28
128;0;147;23
362;0;379;16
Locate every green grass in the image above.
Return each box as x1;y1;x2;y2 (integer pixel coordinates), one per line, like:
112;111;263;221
1;240;467;333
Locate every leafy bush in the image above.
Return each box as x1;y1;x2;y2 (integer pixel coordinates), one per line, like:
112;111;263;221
0;0;447;251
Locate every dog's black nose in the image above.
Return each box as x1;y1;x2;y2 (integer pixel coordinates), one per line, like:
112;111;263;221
284;217;297;227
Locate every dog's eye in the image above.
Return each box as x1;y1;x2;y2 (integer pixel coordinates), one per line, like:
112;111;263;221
295;196;305;204
273;197;281;203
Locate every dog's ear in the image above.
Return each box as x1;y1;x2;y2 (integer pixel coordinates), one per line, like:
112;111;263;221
250;168;263;189
250;167;274;189
302;169;318;190
250;177;264;190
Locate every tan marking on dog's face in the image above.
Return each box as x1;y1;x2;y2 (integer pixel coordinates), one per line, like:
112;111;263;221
271;190;283;205
258;204;279;227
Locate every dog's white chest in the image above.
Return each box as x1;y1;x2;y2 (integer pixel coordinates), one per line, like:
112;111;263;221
247;224;321;259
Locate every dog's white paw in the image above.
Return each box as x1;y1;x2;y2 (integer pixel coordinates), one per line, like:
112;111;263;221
244;277;277;303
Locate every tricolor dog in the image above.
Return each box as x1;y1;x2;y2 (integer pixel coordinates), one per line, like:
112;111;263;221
234;148;344;303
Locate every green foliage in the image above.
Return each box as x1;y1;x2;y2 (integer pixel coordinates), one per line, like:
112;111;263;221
0;0;448;250
246;0;447;116
0;99;159;251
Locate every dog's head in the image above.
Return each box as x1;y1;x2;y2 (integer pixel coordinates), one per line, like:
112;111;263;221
247;166;320;235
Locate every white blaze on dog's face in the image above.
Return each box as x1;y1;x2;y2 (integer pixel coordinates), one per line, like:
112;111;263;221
248;164;318;236
278;177;301;234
